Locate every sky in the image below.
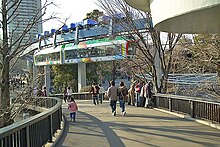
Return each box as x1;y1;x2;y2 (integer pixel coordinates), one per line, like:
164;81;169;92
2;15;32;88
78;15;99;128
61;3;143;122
42;0;100;32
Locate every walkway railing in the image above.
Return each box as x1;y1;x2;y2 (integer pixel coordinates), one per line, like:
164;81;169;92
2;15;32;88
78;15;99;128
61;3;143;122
154;93;220;123
51;92;220;124
53;92;92;100
0;97;62;147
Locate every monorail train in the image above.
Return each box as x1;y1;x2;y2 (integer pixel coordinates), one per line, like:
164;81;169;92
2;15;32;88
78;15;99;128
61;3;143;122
34;36;136;66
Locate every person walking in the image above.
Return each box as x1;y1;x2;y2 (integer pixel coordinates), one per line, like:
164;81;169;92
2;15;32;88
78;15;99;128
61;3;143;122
144;81;154;108
67;97;78;122
63;87;68;103
42;86;47;97
147;81;154;107
90;82;100;105
135;81;143;107
67;86;72;101
140;81;146;107
98;84;105;104
118;81;128;116
107;81;118;116
128;83;135;106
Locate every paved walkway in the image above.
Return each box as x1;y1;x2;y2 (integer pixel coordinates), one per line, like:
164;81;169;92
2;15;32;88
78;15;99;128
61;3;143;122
55;100;220;147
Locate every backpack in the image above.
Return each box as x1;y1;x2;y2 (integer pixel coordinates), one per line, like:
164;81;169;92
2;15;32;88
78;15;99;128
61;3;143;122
121;87;128;101
122;88;128;96
135;84;141;92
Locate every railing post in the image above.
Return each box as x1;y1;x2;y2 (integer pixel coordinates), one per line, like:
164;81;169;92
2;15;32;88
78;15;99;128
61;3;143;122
154;95;157;107
190;101;195;118
169;98;172;112
49;115;53;142
26;126;30;147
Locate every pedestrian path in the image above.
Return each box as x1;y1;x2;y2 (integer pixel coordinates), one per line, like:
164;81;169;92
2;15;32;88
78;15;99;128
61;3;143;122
55;100;220;147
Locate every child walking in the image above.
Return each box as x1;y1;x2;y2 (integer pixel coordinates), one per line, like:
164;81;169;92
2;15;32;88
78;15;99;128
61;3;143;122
68;97;78;122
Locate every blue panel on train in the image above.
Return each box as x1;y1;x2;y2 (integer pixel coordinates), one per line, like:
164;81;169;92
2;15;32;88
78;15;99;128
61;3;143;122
36;19;147;48
51;29;56;34
83;19;98;26
76;22;83;27
113;18;146;33
44;31;50;36
114;13;125;19
135;19;148;29
37;34;41;39
62;25;69;31
78;26;109;39
98;15;111;23
40;38;52;47
70;23;76;29
56;32;75;43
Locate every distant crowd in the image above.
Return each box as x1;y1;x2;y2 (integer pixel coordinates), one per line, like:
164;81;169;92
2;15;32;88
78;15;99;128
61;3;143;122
64;79;154;121
10;74;27;91
104;80;154;116
35;79;154;122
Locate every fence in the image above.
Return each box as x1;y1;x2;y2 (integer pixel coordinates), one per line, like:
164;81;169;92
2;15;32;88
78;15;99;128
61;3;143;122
51;92;107;100
154;93;220;123
0;97;62;147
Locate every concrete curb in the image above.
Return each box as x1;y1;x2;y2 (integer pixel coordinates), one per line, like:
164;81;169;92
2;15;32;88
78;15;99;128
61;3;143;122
154;108;220;130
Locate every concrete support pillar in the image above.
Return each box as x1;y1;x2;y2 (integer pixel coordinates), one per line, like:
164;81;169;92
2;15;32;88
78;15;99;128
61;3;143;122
75;24;86;92
78;63;86;92
44;65;51;94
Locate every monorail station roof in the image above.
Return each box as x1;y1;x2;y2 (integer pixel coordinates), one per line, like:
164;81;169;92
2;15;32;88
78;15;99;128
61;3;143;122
124;0;220;33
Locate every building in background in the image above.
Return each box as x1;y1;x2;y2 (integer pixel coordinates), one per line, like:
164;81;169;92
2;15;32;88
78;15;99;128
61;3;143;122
7;0;43;72
8;0;42;42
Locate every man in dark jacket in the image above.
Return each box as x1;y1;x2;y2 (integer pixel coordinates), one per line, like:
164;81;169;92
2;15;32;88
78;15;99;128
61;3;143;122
107;81;118;116
90;82;100;105
118;81;128;116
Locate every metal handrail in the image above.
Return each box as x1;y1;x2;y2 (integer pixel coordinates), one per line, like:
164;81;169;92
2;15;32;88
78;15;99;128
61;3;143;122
0;97;62;147
153;93;220;123
154;93;220;104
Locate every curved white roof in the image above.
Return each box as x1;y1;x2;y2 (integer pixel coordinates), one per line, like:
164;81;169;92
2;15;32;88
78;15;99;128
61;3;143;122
124;0;220;33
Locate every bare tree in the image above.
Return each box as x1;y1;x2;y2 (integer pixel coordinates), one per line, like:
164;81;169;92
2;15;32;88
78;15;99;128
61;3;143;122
97;0;182;93
172;34;220;98
0;0;57;128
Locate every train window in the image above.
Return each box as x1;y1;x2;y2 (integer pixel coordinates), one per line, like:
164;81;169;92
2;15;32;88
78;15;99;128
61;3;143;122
96;46;106;56
89;47;98;57
80;48;89;58
35;54;46;63
106;45;116;56
47;52;59;61
51;52;60;61
116;44;122;54
65;50;77;59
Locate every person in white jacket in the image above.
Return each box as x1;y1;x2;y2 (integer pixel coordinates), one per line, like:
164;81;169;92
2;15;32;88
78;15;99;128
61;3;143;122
67;86;72;101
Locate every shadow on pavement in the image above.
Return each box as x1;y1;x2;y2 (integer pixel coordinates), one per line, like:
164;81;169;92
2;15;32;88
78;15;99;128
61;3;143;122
79;111;125;147
55;110;125;147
